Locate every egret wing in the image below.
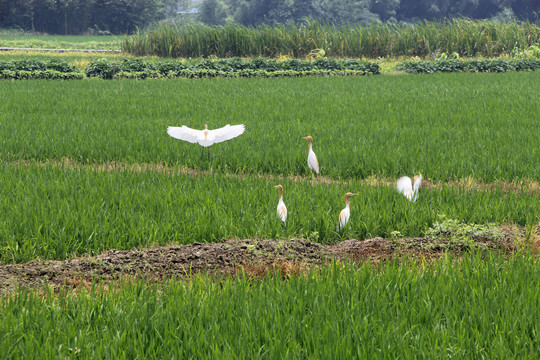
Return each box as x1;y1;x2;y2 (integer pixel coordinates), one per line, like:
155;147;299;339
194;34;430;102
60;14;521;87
277;203;287;222
413;174;422;192
167;126;202;144
308;151;319;174
208;124;245;144
412;174;422;202
396;176;412;194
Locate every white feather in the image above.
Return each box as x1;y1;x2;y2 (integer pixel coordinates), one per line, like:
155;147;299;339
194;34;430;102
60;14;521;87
338;206;350;231
397;174;422;202
307;147;319;174
277;199;287;223
167;124;245;147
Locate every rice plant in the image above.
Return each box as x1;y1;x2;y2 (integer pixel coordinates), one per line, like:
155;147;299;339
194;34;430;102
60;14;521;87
0;164;538;263
0;71;538;182
1;254;539;358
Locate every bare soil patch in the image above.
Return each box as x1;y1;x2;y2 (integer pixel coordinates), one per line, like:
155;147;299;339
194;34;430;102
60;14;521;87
0;237;519;294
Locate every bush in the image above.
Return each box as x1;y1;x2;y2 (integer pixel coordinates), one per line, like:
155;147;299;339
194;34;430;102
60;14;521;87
85;57;380;79
0;70;84;80
397;58;540;74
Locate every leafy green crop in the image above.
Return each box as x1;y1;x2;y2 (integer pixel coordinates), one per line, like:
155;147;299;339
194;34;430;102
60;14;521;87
85;57;380;79
397;58;540;74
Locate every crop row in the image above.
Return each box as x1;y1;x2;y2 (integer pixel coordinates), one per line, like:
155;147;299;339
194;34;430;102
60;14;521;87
123;19;540;59
0;164;538;263
1;73;538;181
397;58;540;74
2;255;539;358
85;57;380;78
3;57;540;80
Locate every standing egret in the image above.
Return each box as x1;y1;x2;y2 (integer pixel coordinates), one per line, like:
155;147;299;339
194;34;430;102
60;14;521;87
167;124;245;160
302;136;319;175
397;174;422;202
274;184;287;223
337;192;358;231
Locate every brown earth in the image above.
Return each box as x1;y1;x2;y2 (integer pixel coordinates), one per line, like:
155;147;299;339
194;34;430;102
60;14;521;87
0;236;521;295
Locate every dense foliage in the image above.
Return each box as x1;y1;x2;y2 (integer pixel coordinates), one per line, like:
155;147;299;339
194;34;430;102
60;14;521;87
85;57;380;78
397;58;540;73
0;0;538;35
219;0;540;26
0;59;83;79
124;20;540;58
0;0;177;35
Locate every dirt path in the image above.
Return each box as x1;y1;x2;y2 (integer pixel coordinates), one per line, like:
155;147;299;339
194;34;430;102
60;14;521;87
0;237;520;294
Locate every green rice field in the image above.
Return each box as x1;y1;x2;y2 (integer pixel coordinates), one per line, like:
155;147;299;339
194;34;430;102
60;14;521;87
1;255;539;358
0;47;539;358
1;72;539;181
0;164;538;263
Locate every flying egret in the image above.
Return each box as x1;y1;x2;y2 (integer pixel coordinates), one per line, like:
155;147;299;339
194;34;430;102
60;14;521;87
167;124;245;160
302;136;319;175
274;184;287;223
337;192;358;231
396;174;422;202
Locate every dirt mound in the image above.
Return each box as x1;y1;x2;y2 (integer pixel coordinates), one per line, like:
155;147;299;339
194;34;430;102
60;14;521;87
0;237;514;294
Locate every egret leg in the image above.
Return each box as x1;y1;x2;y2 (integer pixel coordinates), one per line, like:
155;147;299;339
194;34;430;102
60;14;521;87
200;147;204;160
208;148;210;161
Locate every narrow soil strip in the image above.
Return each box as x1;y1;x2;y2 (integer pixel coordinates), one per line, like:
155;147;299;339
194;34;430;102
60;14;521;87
0;237;523;295
4;158;540;195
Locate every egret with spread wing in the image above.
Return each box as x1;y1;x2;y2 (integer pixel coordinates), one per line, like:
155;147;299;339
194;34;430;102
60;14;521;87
274;185;287;223
302;136;319;175
397;174;422;202
337;192;358;231
167;124;245;160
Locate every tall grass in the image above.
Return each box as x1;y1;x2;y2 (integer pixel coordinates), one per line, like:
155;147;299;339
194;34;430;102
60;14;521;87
0;164;538;263
1;72;538;182
123;19;540;58
1;254;539;358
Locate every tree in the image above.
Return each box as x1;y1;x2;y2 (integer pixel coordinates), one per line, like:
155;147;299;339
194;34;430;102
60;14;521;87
312;0;378;25
370;0;399;21
199;0;227;25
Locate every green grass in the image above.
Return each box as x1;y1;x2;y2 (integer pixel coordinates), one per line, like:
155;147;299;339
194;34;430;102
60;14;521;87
0;35;122;50
1;254;539;358
0;164;538;263
0;72;538;182
124;19;540;58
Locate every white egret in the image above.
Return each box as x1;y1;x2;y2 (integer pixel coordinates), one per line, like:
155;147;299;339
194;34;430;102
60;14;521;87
167;124;245;160
337;192;358;231
302;136;319;175
274;184;287;223
396;174;422;202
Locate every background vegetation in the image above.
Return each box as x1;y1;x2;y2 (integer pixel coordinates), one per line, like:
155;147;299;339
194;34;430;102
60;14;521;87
1;0;538;35
124;19;540;58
